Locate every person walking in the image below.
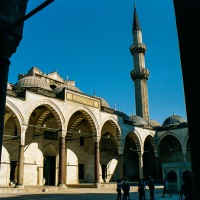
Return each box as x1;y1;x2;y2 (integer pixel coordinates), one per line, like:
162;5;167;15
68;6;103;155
138;178;145;200
161;178;172;198
148;175;155;200
116;178;122;200
141;177;147;200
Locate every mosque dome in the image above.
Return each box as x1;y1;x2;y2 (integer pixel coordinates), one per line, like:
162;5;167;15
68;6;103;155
114;110;129;120
7;82;12;90
129;114;148;126
99;97;109;107
162;114;187;126
54;84;82;93
147;119;161;128
14;76;52;91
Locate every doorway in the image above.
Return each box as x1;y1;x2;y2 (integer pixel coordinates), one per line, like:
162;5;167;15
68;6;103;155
43;156;56;186
10;161;18;183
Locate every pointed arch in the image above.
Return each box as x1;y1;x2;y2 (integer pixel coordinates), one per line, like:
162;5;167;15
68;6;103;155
25;99;65;131
66;105;99;137
5;99;24;135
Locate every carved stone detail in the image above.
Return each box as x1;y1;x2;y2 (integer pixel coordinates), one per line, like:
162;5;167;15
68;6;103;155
130;43;146;54
131;68;150;81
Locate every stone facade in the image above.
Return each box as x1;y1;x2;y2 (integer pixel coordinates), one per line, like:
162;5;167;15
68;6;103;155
0;5;190;193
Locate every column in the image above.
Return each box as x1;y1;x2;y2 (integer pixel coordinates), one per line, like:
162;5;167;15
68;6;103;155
94;139;100;185
155;152;160;180
138;152;143;179
15;125;27;188
117;145;124;179
119;155;124;179
58;130;66;187
182;150;188;162
0;0;28;164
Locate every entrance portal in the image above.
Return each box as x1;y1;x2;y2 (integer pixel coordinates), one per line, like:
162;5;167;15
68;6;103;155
43;156;56;186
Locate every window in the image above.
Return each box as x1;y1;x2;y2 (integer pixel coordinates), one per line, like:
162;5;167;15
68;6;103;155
79;164;84;180
80;136;84;146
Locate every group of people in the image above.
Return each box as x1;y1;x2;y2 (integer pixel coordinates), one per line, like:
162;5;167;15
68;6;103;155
138;176;155;200
116;176;173;200
116;176;131;200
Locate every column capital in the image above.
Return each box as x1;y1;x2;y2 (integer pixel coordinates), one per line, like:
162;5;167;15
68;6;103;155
93;136;100;142
59;130;67;137
20;124;28;145
117;146;124;155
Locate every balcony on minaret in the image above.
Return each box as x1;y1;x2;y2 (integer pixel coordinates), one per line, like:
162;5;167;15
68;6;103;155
130;68;150;81
130;43;146;55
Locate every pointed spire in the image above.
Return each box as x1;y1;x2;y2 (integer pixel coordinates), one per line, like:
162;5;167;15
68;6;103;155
132;3;141;32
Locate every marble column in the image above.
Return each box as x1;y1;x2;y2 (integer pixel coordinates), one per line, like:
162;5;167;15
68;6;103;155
94;140;100;184
138;152;143;179
182;149;188;162
15;125;27;188
58;130;66;187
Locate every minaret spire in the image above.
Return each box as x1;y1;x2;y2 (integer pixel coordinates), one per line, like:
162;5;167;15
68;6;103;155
130;4;150;121
133;3;141;32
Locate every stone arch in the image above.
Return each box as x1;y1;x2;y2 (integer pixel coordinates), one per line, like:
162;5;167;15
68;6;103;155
5;100;24;135
26;99;65;131
127;130;142;152
100;116;121;137
67;105;99;137
159;133;184;163
144;134;157;153
157;131;182;146
43;143;58;156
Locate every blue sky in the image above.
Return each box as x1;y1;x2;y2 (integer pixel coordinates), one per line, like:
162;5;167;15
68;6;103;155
9;0;187;125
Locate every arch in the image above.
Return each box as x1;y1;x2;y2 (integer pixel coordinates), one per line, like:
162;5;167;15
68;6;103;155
66;105;99;137
144;135;157;154
43;143;58;156
127;130;142;152
100;116;121;138
26;99;65;131
157;131;182;146
5;100;24;135
167;171;177;182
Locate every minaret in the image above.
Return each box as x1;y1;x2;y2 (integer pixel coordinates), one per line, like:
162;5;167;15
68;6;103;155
130;4;150;121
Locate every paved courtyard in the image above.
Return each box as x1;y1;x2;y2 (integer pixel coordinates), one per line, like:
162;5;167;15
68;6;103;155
0;185;181;200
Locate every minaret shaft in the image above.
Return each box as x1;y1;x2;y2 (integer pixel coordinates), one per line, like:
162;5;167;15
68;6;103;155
130;5;150;121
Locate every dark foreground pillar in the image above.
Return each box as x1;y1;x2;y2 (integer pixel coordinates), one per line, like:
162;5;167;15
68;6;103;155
173;1;200;199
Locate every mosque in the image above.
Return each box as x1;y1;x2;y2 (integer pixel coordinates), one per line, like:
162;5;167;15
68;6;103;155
0;5;190;192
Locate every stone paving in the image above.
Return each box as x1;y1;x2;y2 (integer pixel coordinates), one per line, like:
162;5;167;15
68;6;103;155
0;185;181;200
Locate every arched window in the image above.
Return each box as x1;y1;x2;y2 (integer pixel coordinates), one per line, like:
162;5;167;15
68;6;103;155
167;171;177;182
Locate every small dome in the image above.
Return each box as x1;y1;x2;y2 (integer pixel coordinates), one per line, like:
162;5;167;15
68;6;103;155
129;114;148;126
53;84;82;93
162;114;187;126
14;76;52;91
99;97;109;107
148;119;161;128
7;82;12;90
114;110;129;120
